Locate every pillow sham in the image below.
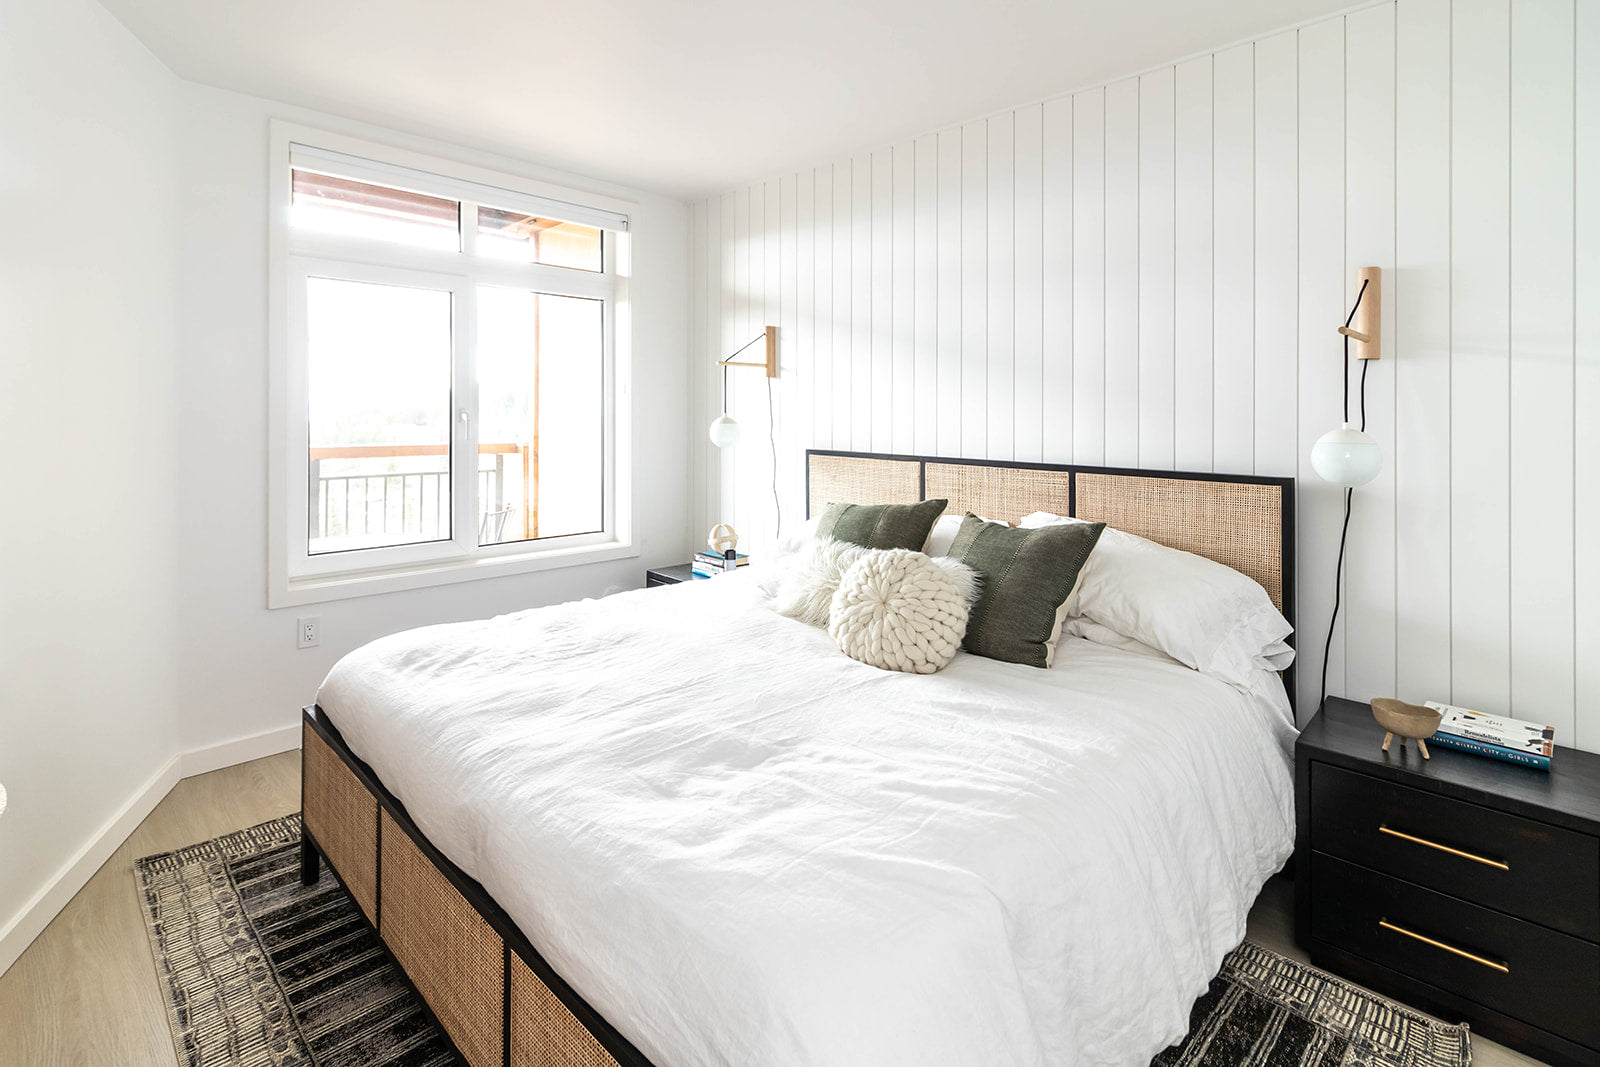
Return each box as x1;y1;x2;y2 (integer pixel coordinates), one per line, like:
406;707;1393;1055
1019;511;1293;687
829;549;980;673
945;514;1105;669
815;498;948;551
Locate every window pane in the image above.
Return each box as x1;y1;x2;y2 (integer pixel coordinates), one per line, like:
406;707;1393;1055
477;207;602;271
477;287;603;544
292;170;460;251
307;277;453;554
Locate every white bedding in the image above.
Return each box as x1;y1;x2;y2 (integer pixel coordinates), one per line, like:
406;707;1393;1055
318;572;1296;1067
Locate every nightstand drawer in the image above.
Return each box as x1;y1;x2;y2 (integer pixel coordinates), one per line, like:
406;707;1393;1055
1311;852;1600;1049
1312;762;1600;940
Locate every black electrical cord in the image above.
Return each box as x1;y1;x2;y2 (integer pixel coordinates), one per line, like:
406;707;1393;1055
767;374;781;534
1318;280;1370;713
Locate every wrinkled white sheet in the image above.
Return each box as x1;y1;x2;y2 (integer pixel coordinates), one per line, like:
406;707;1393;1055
318;572;1296;1067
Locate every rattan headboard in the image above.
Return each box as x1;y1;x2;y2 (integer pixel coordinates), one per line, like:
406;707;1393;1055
805;450;1294;624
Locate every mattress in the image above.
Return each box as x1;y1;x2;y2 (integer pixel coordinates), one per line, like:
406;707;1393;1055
318;570;1296;1067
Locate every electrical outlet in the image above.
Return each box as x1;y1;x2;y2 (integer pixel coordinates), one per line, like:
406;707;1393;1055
297;615;320;649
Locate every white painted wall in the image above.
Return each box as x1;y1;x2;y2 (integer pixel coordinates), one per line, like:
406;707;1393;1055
173;82;692;757
692;0;1600;751
0;0;183;972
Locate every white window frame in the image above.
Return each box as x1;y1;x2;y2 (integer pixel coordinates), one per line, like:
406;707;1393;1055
268;122;636;608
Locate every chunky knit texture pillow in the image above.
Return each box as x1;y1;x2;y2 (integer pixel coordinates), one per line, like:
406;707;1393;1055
828;549;980;674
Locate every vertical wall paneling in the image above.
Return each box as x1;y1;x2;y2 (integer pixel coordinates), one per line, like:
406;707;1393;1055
1344;3;1398;705
691;199;708;541
1394;0;1454;709
1213;43;1256;474
795;168;815;529
892;143;916;455
987;113;1016;459
1508;0;1576;736
961;122;988;457
718;194;735;526
852;154;874;449
871;148;894;454
1138;68;1177;470
937;131;963;456
1255;30;1299;479
768;177;787;542
690;1;1600;751
1295;20;1345;718
832;161;852;451
1041;97;1074;462
1014;104;1045;462
913;134;939;454
1104;79;1141;467
1577;0;1599;750
1072;89;1106;464
812;167;833;452
1450;0;1513;713
1174;56;1214;473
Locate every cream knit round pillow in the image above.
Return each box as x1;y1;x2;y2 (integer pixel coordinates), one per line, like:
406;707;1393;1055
828;549;976;674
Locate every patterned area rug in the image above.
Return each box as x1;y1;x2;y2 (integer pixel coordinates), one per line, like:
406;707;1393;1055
139;815;1470;1067
137;815;459;1067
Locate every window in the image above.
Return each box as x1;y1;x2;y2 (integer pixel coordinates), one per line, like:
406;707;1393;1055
270;126;635;605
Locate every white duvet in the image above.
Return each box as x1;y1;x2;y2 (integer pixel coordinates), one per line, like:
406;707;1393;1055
318;572;1296;1067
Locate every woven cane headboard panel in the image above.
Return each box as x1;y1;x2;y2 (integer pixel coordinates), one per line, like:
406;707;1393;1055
923;463;1072;527
1075;472;1284;612
806;451;1292;619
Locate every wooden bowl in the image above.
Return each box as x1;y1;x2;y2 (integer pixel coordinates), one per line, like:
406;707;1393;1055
1371;697;1443;759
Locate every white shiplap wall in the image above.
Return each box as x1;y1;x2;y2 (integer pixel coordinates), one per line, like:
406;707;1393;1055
689;0;1598;749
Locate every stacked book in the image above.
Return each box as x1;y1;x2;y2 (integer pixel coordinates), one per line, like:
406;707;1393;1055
1424;702;1555;770
691;550;749;579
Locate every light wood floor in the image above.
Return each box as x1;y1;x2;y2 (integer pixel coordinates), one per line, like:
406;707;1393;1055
0;753;1550;1067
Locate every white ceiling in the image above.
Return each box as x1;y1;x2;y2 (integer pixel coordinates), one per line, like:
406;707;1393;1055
101;0;1355;199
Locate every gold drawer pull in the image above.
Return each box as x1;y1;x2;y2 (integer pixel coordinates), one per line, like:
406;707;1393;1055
1378;825;1509;870
1379;919;1509;974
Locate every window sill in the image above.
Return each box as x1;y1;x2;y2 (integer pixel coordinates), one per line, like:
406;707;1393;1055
270;538;639;608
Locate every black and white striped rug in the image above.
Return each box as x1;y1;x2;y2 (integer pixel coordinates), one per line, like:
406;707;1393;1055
138;816;1469;1067
138;814;459;1067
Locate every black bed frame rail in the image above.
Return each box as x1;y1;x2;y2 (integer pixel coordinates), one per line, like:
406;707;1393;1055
804;448;1298;713
301;705;658;1067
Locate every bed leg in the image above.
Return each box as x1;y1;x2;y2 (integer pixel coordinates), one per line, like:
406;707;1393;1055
301;827;320;886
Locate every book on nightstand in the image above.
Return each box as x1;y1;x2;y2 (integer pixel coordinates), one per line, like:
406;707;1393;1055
1425;701;1555;770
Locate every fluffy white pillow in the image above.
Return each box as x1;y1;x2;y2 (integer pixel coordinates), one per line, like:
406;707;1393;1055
1020;511;1293;687
829;549;980;673
772;538;875;627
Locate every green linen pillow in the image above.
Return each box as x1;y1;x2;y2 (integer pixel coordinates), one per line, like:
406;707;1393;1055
947;513;1106;668
814;498;948;551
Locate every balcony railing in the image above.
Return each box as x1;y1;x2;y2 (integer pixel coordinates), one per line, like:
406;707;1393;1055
309;442;535;546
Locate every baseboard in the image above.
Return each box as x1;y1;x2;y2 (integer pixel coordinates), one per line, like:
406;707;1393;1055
0;754;182;978
0;725;303;979
179;724;301;778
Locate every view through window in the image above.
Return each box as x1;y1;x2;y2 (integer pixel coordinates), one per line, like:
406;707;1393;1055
286;149;620;576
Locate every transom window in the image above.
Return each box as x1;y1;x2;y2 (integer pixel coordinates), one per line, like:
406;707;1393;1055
270;128;634;605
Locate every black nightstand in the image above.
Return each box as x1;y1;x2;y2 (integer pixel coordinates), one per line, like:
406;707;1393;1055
1295;698;1600;1067
645;564;695;587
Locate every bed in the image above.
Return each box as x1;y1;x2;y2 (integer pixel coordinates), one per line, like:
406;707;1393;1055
301;450;1297;1067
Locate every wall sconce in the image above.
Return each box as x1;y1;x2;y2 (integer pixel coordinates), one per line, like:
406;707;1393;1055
1311;266;1383;487
1313;266;1382;712
709;326;777;449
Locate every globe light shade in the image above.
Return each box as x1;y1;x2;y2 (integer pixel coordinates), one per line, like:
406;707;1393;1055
708;414;741;449
1311;422;1383;487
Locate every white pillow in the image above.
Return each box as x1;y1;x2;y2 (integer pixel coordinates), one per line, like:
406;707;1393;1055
921;513;1007;557
1020;511;1293;687
1062;616;1183;665
772;538;875;627
829;550;979;673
